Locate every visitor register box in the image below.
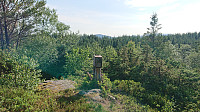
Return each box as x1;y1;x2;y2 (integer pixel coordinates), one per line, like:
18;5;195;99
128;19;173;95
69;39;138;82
93;55;102;68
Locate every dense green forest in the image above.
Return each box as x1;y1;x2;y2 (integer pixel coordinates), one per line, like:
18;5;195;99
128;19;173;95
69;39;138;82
0;0;199;111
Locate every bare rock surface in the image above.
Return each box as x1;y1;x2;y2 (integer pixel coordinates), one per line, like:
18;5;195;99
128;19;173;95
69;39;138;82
79;89;103;102
39;79;76;92
39;80;103;102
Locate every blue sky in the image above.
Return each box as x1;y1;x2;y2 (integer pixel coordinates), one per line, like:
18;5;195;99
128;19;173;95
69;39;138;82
46;0;200;36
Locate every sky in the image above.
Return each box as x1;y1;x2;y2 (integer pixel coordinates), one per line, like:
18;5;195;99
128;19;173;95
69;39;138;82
46;0;200;37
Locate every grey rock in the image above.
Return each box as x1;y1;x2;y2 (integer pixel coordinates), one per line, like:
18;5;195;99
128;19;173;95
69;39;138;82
39;79;76;92
79;89;103;102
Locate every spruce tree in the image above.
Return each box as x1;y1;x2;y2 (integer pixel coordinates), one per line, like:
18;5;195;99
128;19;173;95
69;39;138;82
146;13;162;49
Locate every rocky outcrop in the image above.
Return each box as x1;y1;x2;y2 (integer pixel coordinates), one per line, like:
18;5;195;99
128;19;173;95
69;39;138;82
39;79;76;92
79;89;103;102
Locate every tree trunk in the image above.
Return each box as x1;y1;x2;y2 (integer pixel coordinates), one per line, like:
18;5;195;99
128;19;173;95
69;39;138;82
16;19;25;50
2;1;10;49
16;31;20;50
0;21;4;50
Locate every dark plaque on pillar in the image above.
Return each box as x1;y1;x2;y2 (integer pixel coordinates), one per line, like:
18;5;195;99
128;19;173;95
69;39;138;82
93;55;102;81
94;55;102;68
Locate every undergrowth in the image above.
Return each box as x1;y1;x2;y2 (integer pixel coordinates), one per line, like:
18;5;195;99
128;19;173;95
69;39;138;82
0;85;105;112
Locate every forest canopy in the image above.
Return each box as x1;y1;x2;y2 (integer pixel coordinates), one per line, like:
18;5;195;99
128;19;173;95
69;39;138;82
0;0;199;111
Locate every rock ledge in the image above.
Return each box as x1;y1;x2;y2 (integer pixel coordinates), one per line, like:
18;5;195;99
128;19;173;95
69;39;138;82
39;79;76;92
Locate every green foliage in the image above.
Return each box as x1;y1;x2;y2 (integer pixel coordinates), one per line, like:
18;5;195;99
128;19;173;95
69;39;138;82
105;46;118;59
188;51;200;69
1;3;200;111
0;86;58;111
80;75;99;90
99;74;113;97
102;39;199;111
161;99;176;112
34;7;70;38
0;85;104;112
17;36;59;72
104;41;142;80
111;80;176;111
0;51;41;89
113;80;144;97
142;92;175;111
76;73;112;96
145;13;162;49
159;41;180;60
111;93;155;112
0;0;47;49
10;1;79;78
16;32;80;78
65;47;92;76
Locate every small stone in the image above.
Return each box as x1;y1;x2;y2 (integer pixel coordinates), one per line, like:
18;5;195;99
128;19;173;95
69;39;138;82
108;95;115;100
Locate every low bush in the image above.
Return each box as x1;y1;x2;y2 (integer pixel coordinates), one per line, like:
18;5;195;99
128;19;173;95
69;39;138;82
0;51;41;89
112;80;145;97
0;85;103;111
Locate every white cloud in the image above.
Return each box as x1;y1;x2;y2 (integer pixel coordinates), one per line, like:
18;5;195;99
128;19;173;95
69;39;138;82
158;1;200;34
157;3;180;14
124;0;178;7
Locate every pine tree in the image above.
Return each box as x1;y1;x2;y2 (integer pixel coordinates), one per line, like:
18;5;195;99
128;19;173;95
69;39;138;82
0;0;46;49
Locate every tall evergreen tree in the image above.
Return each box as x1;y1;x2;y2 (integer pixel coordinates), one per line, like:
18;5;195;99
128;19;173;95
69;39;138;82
145;13;162;49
